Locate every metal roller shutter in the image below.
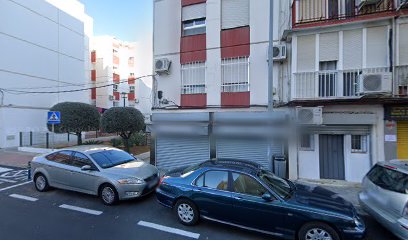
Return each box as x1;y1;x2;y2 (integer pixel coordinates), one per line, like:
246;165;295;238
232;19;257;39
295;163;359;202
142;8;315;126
221;0;249;29
156;137;210;170
320;32;339;62
304;125;371;135
297;35;316;71
399;23;408;65
366;26;388;68
397;122;408;159
343;29;362;69
216;138;283;170
182;3;206;21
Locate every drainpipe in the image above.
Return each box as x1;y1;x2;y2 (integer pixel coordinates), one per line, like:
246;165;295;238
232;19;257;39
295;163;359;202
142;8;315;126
268;0;274;111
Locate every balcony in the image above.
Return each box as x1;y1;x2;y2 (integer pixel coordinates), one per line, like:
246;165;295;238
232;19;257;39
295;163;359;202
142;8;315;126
292;67;389;100
292;0;394;28
396;65;408;96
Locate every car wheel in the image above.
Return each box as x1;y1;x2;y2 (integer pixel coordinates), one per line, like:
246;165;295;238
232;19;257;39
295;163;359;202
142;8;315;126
34;173;49;192
175;199;199;226
99;184;118;206
298;222;340;240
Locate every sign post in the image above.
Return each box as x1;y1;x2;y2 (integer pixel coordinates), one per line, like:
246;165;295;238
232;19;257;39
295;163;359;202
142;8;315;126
47;111;61;149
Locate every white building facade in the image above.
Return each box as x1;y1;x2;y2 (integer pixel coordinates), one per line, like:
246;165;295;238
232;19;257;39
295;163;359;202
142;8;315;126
0;0;93;148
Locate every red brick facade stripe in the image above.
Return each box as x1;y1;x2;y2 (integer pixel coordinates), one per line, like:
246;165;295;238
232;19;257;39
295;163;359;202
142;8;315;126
180;34;207;64
181;94;207;108
113;92;120;101
91;70;96;81
181;0;206;7
91;88;96;100
221;27;250;59
221;92;250;108
113;73;120;83
128;77;136;85
113;55;120;65
128;93;135;101
91;51;96;63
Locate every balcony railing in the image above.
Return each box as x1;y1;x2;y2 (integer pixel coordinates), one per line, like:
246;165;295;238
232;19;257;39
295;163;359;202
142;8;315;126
293;0;394;27
293;67;389;99
396;65;408;96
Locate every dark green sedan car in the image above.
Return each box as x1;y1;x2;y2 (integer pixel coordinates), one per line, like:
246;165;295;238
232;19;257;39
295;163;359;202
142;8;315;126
156;159;365;240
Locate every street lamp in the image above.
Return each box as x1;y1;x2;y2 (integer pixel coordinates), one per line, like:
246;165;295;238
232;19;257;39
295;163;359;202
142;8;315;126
121;92;127;107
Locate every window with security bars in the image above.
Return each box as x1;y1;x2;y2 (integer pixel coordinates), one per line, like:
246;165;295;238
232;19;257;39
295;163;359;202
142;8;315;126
181;62;206;94
221;57;249;92
351;135;368;153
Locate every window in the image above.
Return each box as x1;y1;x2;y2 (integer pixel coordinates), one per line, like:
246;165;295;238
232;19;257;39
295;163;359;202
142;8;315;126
90;150;136;169
113;84;118;92
129;86;135;93
258;170;292;199
183;18;206;36
221;0;249;30
46;151;73;165
72;152;95;168
181;62;206;94
221;57;249;92
319;61;337;97
129;73;135;76
300;134;314;151
196;171;228;191
113;49;118;53
232;173;267;197
351;135;368;153
367;165;408;194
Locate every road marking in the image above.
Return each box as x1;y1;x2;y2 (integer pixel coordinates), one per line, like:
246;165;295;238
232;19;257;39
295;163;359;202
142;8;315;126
9;194;38;202
137;221;200;239
59;204;103;216
0;178;17;183
0;181;31;192
0;167;12;173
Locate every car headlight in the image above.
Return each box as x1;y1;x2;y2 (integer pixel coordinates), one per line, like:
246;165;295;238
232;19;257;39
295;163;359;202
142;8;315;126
354;217;364;229
117;178;144;185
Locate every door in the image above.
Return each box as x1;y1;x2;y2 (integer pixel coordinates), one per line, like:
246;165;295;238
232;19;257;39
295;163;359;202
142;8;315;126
156;136;210;170
191;170;234;221
230;172;287;235
397;122;408;159
319;135;345;180
69;152;100;194
45;150;75;187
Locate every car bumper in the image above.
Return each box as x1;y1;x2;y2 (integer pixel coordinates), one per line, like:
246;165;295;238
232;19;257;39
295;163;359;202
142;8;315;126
156;187;176;208
117;179;159;200
342;225;366;240
359;192;408;240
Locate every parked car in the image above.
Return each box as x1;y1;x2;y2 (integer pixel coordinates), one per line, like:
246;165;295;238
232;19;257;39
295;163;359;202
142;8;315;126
359;160;408;240
30;146;159;205
156;159;365;240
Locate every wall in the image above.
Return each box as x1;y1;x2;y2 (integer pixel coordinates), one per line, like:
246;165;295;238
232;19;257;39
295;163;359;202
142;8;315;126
298;134;320;179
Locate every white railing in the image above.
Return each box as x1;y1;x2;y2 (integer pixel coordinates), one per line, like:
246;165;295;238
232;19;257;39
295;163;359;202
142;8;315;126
181;62;206;94
293;67;389;99
221;57;250;93
396;65;408;96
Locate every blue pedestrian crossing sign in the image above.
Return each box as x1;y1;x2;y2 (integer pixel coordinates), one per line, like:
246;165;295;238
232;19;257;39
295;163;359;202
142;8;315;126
47;111;61;124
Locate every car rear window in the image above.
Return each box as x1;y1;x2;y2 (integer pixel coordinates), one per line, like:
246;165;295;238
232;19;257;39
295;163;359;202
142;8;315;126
367;165;408;194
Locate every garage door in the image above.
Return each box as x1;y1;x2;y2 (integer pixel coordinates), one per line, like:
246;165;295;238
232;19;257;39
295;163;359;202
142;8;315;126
398;122;408;159
216;138;283;170
156;137;210;170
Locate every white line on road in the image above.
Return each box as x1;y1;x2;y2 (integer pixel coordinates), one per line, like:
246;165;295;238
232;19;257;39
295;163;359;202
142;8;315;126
0;178;17;183
0;167;12;173
9;194;38;202
0;181;31;192
137;221;200;239
59;204;103;216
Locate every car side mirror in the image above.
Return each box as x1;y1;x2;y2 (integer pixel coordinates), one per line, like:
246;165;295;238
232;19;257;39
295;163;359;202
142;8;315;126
81;165;92;171
262;193;273;202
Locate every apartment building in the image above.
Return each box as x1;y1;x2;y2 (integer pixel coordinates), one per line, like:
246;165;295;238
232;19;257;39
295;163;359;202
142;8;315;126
0;0;92;148
286;0;408;182
150;0;294;174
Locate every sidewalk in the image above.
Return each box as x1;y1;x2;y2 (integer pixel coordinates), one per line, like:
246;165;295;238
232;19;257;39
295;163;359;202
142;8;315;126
0;148;38;168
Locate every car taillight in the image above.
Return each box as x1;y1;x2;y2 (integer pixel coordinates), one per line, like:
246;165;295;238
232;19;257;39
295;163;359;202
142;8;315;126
159;175;168;186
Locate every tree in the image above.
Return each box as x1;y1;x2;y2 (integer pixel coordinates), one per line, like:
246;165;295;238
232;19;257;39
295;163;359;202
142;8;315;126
100;107;145;153
48;102;100;145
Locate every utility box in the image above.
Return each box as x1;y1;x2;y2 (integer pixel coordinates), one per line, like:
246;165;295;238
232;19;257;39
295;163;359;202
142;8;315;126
273;154;287;178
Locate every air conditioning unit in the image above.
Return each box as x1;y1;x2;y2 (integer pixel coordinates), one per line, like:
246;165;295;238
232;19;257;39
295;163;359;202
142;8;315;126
109;95;114;101
295;107;323;125
154;58;171;74
359;73;392;95
272;45;287;61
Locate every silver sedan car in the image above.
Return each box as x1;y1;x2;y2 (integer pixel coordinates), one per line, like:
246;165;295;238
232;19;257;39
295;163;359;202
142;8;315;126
359;160;408;240
30;146;159;205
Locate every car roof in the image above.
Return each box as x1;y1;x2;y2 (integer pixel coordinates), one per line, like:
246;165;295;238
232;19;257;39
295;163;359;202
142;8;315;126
55;145;121;155
377;160;408;175
200;158;263;175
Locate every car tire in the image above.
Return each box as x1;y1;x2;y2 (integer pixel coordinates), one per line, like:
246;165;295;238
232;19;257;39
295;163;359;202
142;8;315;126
298;222;340;240
34;173;49;192
99;184;119;206
175;199;199;226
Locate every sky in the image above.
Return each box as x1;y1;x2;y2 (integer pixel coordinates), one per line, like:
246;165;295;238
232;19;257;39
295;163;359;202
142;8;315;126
80;0;153;42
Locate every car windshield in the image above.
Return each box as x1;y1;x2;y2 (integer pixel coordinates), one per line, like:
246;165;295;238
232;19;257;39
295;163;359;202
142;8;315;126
90;150;136;169
258;170;293;199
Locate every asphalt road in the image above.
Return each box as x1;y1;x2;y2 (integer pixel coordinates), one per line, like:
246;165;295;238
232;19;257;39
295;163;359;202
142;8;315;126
0;166;399;240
